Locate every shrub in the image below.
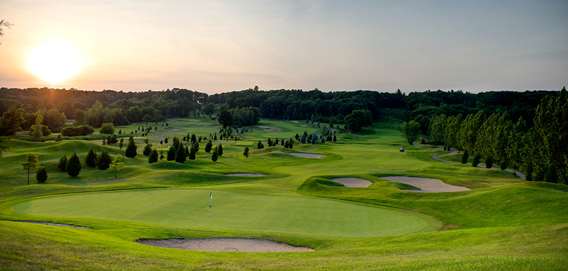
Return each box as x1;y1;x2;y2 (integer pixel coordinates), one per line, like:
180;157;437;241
57;156;67;172
143;144;152;156
61;125;94;136
125;137;137;158
100;123;115;134
97;152;112;170
86;149;97;167
36;167;47;184
67;153;82;177
149;150;158;163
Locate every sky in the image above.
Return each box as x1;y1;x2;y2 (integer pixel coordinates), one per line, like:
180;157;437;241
0;0;567;93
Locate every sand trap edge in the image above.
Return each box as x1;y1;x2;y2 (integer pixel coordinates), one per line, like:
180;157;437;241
137;237;314;252
330;177;372;188
13;220;90;229
382;176;470;193
225;173;267;177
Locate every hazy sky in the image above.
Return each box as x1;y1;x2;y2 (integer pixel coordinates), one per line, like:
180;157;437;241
0;0;567;93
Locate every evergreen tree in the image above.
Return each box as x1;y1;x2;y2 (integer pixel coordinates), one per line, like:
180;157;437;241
57;155;67;172
175;143;186;163
485;157;494;168
472;154;481;168
67;153;81;177
257;140;264;149
125;137;137;158
205;140;213;153
211;148;219;162
86;149;97;167
217;144;223;156
149;150;158;163
97;152;112;170
243;147;249;158
36;167;47;184
143;144;152;156
119;138;124;150
461;150;469;164
167;146;176;161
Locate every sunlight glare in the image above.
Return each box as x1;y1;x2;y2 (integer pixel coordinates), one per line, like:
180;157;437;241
26;39;86;85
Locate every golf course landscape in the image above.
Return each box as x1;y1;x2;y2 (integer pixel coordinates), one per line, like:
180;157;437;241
1;116;567;270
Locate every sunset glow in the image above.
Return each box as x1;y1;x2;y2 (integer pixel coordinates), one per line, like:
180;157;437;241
26;39;86;85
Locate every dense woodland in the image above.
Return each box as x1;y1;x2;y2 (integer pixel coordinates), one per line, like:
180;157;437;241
1;86;566;184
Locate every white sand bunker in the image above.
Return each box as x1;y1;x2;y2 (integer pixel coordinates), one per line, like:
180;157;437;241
138;238;313;252
287;152;324;159
16;220;89;229
382;176;470;193
330;177;372;188
225;173;266;177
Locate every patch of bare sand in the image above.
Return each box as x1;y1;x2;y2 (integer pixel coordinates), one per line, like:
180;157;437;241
225;173;266;177
330;177;372;188
138;238;313;252
287;152;324;159
382;176;470;193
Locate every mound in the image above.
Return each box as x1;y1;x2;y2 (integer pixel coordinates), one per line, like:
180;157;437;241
287;152;324;159
225;173;266;177
330;177;372;188
15;220;88;229
382;176;470;193
138;238;312;252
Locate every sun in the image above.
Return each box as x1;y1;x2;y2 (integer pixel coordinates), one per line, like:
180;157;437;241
26;39;86;85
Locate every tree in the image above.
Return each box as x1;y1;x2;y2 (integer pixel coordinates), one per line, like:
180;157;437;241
189;142;199;160
44;109;66;132
211;148;219;162
175;143;186;163
243;147;249;158
217;144;223;156
36;167;47;184
205;140;213;153
86;149;98;167
257;140;264;149
100;122;115;134
58;155;67;172
149;149;158;163
97;152;112;170
125;137;137;158
472;154;481;168
218;110;233;128
111;155;124;179
143;144;152;156
461;150;469;164
22;154;39;185
167;146;176;161
344;109;373;132
402;120;420;145
67;153;82;177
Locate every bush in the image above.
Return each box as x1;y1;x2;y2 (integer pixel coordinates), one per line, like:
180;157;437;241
61;125;94;136
58;156;67;172
36;167;47;184
67;153;82;177
97;152;112;170
86;149;97;167
149;150;158;163
125;137;137;158
143;144;152;156
100;123;115;134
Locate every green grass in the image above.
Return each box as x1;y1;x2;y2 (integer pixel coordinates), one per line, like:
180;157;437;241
0;119;567;270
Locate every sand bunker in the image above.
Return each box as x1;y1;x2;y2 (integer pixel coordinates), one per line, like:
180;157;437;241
330;177;372;188
15;220;89;229
256;125;282;132
225;173;266;177
287;152;324;159
138;238;313;252
382;176;470;193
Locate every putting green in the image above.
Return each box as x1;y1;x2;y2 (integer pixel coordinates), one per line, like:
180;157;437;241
11;189;440;237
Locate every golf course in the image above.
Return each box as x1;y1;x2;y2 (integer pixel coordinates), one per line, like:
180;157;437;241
1;117;567;270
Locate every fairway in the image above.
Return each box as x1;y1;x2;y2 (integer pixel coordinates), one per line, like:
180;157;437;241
11;189;440;237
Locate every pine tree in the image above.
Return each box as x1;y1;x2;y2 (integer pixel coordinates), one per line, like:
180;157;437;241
86;149;97;167
217;144;223;156
472;154;481;167
67;153;82;177
97;152;112;170
461;150;469;164
257;140;264;149
149;150;158;163
205;141;213;153
143;144;152;156
36;167;47;184
176;143;186;163
119;138;124;150
211;148;219;162
167;146;176;161
58;155;67;172
125;137;137;158
243;147;249;158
